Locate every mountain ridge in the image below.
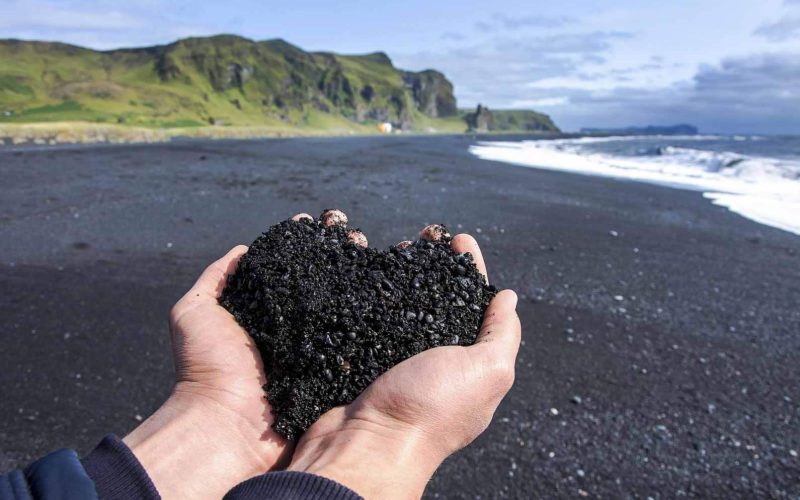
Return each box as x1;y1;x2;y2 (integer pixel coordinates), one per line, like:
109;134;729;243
0;34;558;136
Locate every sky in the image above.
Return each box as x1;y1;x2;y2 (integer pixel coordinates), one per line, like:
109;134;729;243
1;0;799;133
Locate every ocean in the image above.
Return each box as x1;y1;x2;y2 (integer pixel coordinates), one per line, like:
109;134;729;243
470;135;800;236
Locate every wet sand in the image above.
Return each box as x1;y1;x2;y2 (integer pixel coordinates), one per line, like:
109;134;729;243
1;135;798;498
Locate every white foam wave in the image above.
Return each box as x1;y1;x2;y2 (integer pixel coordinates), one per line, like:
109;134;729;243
469;137;800;236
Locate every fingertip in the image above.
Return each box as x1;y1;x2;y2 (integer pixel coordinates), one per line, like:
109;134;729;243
223;245;249;271
419;224;450;241
321;209;348;227
495;289;518;310
451;233;477;251
192;245;249;300
451;233;488;281
292;213;313;221
396;240;413;249
347;229;368;247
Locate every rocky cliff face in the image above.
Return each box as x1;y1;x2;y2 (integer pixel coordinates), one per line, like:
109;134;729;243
0;35;459;129
402;70;457;118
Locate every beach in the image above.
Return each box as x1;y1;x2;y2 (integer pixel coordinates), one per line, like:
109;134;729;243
1;135;798;498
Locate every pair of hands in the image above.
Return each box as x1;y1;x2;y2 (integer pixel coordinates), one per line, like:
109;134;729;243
123;212;521;499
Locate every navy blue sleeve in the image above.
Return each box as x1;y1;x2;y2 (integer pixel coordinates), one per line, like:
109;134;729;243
81;435;160;500
225;471;363;500
0;469;31;500
83;435;363;500
3;435;362;500
0;448;98;500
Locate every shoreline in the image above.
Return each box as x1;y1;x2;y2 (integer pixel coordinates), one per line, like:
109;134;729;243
0;121;566;147
470;136;800;237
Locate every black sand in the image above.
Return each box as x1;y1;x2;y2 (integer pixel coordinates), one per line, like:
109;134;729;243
220;216;494;439
0;136;798;498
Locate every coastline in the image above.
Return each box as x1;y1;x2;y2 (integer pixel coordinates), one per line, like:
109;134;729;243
0;121;565;147
470;136;800;236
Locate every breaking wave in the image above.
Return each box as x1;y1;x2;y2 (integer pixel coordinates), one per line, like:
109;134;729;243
469;136;800;236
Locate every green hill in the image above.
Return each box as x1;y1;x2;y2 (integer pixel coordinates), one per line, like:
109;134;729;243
0;35;560;139
0;35;463;132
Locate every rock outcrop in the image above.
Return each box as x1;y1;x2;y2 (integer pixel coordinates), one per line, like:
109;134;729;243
465;104;495;132
465;105;560;133
402;70;457;118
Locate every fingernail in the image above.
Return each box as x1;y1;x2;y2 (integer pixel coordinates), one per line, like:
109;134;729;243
347;229;368;247
507;290;518;309
419;224;450;241
321;209;348;227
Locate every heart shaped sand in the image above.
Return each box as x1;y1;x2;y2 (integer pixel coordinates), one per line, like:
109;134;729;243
220;216;496;439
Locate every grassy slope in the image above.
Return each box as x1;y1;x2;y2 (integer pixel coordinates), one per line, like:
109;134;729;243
0;36;560;137
0;37;402;132
490;109;559;132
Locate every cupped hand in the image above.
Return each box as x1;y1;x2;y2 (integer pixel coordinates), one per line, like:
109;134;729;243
124;246;292;499
288;216;522;500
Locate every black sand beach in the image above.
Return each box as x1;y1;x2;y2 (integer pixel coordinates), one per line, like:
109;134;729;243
1;135;798;498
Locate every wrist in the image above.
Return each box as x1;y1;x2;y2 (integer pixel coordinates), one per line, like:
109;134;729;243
123;389;282;499
288;410;443;499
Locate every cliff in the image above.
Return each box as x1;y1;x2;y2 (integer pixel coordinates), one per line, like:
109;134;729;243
0;35;459;130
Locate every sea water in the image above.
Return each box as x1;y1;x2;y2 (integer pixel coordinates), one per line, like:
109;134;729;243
470;135;800;236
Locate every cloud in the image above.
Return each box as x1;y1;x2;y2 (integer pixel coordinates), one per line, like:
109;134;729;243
474;13;576;33
0;0;209;49
494;31;633;54
754;0;800;41
397;31;633;106
0;2;143;31
510;97;570;107
754;16;800;41
532;53;800;133
441;32;466;41
475;21;493;33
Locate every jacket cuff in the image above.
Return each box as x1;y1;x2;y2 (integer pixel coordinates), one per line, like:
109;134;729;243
224;471;363;500
81;435;160;500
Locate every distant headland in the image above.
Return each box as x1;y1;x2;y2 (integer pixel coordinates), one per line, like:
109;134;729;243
580;124;699;136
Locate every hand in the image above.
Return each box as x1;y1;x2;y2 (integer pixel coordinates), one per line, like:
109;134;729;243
123;245;291;499
288;221;521;500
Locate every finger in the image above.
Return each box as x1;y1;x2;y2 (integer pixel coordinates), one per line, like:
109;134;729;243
292;213;313;221
396;240;413;249
190;245;248;301
470;290;521;359
348;229;368;247
321;209;348;227
451;234;488;282
419;224;450;241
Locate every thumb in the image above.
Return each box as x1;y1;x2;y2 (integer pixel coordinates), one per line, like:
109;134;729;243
171;245;248;326
456;290;521;441
469;290;522;368
190;245;249;300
